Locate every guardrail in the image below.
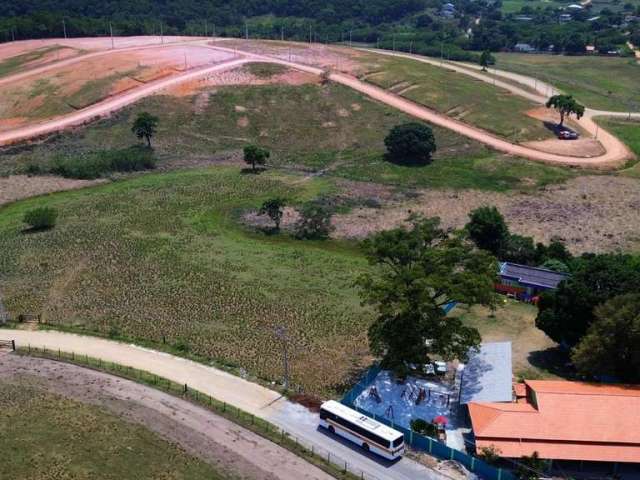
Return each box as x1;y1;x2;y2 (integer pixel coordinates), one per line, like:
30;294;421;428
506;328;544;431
18;345;386;480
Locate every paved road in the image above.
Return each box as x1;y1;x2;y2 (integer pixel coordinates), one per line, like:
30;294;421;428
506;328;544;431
1;329;445;480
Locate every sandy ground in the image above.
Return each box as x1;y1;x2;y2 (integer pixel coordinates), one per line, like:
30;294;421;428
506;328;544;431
0;174;104;206
332;176;640;254
0;354;333;480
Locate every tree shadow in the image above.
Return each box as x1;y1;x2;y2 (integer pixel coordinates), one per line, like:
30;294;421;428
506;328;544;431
257;226;281;236
21;226;54;235
527;346;575;379
383;153;432;168
240;167;267;175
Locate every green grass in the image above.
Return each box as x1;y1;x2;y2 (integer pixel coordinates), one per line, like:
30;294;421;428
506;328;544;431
66;67;142;109
1;82;572;191
246;62;288;78
359;55;551;142
600;118;640;178
0;45;70;77
499;0;567;13
0;380;226;479
495;53;640;111
0;167;371;395
332;153;574;191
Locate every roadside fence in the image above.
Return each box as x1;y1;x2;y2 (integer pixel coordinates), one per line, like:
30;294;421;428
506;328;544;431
18;345;386;480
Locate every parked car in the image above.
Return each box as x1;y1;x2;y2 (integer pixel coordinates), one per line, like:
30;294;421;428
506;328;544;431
558;130;579;140
433;361;447;375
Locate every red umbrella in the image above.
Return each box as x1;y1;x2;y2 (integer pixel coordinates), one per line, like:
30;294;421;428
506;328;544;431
433;415;448;425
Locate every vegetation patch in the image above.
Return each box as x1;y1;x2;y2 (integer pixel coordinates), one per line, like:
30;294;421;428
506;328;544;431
0;45;70;77
0;167;370;395
26;146;156;179
246;62;288;78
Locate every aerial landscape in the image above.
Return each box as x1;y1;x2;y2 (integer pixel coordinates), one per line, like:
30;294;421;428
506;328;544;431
0;1;639;479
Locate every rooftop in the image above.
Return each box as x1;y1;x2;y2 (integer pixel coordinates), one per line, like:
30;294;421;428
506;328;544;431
459;342;513;405
469;380;640;462
499;262;569;289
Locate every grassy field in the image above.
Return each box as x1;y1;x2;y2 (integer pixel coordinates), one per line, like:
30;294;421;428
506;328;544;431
0;380;225;479
359;55;551;142
495;53;640;111
499;0;567;13
601;118;640;178
1;82;573;191
450;300;565;380
0;167;374;395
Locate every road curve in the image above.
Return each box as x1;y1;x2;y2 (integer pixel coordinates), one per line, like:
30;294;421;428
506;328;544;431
0;39;633;168
1;329;443;480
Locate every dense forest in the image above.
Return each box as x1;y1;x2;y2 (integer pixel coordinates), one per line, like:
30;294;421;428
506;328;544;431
0;0;638;58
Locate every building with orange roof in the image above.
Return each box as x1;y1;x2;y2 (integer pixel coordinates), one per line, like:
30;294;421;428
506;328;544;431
469;380;640;464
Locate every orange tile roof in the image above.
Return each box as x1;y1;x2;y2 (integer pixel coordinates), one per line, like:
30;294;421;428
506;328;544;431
469;380;640;462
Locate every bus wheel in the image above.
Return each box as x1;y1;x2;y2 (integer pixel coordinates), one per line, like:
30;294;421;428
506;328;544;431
328;425;335;434
362;443;370;452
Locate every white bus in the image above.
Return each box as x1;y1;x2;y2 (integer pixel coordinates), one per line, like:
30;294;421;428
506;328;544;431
319;400;405;460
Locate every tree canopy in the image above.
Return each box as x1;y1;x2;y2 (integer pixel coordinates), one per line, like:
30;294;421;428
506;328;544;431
535;254;640;346
384;122;437;166
243;145;270;172
131;112;159;148
545;95;585;127
259;198;286;231
465;206;509;256
572;294;640;382
358;215;497;366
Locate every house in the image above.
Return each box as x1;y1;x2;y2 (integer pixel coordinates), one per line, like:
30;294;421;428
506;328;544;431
559;13;573;22
495;262;569;301
586;45;597;54
513;43;536;53
567;3;583;10
469;380;640;465
459;342;513;405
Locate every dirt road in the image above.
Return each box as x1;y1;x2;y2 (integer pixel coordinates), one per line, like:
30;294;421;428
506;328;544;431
0;37;633;168
1;329;445;480
0;354;333;480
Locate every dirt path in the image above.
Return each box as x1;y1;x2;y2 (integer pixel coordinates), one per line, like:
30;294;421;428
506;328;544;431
0;354;333;480
0;329;444;480
1;38;633;168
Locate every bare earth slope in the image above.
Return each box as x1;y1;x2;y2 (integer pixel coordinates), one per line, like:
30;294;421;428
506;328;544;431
0;37;635;168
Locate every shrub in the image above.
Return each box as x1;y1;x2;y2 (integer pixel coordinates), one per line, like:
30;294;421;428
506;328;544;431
294;201;334;240
50;146;156;179
23;207;58;231
410;418;438;437
478;445;502;465
384;122;436;165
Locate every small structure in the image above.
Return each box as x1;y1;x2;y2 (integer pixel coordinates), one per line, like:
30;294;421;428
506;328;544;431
513;43;536;53
469;380;640;465
496;262;569;301
459;342;513;405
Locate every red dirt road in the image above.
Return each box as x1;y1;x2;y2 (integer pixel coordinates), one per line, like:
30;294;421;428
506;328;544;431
0;37;634;169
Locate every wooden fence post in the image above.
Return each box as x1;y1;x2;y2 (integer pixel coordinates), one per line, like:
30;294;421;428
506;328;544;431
11;340;15;351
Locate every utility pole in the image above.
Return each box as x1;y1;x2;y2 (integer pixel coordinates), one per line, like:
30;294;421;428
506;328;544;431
393;34;396;51
109;23;114;49
204;20;207;37
309;24;312;44
275;327;290;390
349;30;352;48
281;26;284;42
245;22;248;40
160;23;164;44
62;18;67;39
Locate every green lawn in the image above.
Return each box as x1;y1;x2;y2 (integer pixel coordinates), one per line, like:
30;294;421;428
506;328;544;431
499;0;567;13
495;53;640;111
1;81;572;191
0;167;373;395
358;54;551;142
600;118;640;178
0;381;225;479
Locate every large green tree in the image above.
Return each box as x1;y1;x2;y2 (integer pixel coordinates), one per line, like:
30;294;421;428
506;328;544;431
243;145;270;172
545;94;585;127
536;254;640;346
572;294;640;382
384;122;437;165
465;206;509;257
358;215;497;366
